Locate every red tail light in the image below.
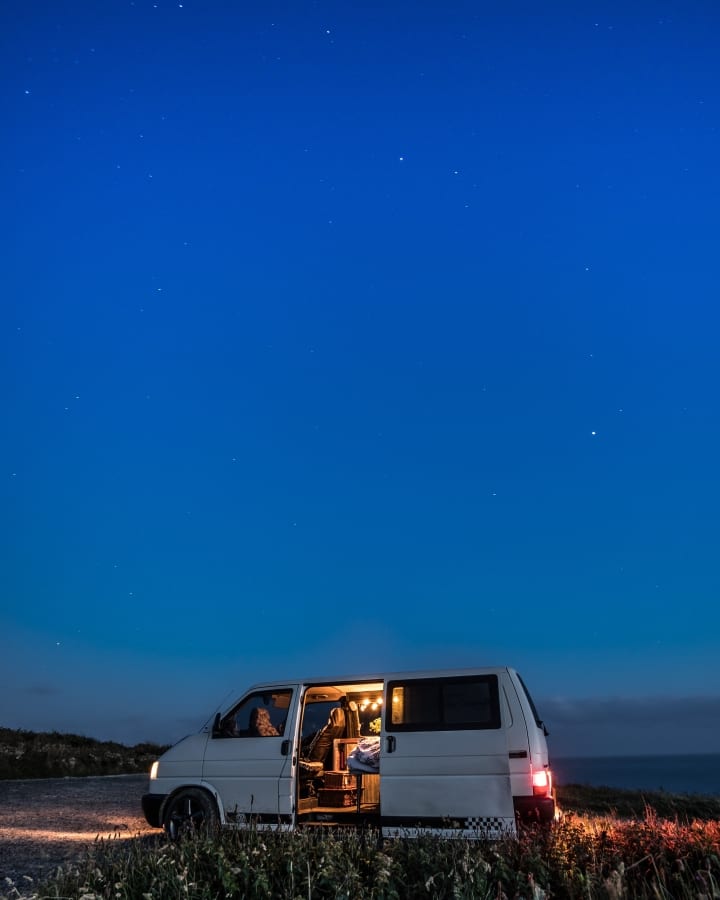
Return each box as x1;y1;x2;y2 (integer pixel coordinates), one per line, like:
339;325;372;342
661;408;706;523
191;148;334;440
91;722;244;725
532;768;552;796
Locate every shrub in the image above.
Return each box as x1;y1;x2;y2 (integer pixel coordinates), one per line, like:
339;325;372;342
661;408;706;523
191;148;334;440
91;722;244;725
0;727;168;779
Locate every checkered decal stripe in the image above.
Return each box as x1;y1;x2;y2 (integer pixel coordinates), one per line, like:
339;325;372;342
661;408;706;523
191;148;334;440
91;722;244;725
464;816;510;831
381;815;517;839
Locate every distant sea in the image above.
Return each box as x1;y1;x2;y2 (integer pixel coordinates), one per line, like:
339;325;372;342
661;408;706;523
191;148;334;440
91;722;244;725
554;754;720;797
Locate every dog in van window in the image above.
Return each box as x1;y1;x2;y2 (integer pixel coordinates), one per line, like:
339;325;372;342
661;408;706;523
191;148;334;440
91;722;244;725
249;707;280;736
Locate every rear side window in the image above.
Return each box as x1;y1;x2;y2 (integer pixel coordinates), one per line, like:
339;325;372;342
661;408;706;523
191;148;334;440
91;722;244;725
386;675;501;732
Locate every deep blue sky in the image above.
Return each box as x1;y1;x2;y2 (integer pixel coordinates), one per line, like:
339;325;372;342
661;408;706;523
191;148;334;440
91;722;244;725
2;1;719;756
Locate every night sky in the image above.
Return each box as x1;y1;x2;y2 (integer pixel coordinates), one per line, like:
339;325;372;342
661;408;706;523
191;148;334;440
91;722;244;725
3;1;719;756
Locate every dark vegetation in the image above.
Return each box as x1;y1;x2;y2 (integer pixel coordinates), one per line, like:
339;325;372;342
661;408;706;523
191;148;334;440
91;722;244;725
559;782;720;821
30;812;720;900
0;726;169;779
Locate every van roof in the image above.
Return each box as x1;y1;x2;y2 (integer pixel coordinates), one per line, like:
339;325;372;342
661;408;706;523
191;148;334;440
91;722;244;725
241;665;515;694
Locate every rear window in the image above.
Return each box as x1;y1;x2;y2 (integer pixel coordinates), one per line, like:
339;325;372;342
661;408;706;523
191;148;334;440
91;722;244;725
386;675;501;732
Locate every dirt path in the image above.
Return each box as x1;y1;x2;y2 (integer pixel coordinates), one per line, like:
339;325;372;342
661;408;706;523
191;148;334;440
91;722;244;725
0;774;160;898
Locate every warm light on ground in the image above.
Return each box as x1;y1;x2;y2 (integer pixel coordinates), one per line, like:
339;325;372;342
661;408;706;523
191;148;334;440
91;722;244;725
1;826;145;843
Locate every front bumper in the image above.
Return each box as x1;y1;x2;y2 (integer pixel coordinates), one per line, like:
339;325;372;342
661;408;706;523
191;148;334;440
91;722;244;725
142;793;167;828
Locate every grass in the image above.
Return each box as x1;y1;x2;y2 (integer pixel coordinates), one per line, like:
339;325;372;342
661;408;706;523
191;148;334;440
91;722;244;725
16;815;720;900
557;782;720;821
4;788;718;900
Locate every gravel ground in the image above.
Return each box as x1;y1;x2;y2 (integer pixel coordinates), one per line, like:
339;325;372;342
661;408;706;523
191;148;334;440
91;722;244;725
0;774;160;898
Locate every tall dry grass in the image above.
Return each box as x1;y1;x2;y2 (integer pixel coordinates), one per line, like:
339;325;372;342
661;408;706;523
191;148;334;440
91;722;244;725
6;809;717;900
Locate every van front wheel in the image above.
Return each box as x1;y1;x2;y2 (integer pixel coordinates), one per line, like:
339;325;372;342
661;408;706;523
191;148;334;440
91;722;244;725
163;788;219;840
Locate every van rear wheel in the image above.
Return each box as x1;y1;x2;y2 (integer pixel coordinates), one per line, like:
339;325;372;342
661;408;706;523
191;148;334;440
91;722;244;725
163;788;218;840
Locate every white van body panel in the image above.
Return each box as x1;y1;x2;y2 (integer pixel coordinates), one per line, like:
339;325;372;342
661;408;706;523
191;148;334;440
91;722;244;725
154;731;209;780
202;684;301;823
380;669;516;836
144;666;553;837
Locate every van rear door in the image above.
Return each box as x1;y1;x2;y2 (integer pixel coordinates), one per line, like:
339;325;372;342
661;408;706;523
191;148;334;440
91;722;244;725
380;673;515;837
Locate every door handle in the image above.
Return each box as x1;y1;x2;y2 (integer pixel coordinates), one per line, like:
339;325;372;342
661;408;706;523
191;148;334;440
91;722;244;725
386;736;396;753
281;739;290;756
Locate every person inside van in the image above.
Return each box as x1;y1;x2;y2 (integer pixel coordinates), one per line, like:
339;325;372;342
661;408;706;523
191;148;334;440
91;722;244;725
248;707;280;736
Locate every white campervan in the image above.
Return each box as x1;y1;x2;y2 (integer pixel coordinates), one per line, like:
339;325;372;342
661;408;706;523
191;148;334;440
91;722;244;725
143;667;555;839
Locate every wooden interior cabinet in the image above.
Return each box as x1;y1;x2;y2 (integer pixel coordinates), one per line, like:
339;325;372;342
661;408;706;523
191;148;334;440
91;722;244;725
332;738;359;770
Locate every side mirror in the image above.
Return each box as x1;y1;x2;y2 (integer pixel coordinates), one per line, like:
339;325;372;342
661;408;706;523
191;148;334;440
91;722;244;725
211;712;222;737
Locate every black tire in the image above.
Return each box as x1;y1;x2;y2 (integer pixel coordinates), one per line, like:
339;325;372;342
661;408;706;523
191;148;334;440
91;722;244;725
163;788;219;840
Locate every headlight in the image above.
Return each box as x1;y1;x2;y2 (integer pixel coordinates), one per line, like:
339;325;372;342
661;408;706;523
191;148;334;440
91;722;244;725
150;761;159;780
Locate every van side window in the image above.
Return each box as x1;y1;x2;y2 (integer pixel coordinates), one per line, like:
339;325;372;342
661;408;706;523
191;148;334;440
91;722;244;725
387;675;500;731
218;690;292;738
